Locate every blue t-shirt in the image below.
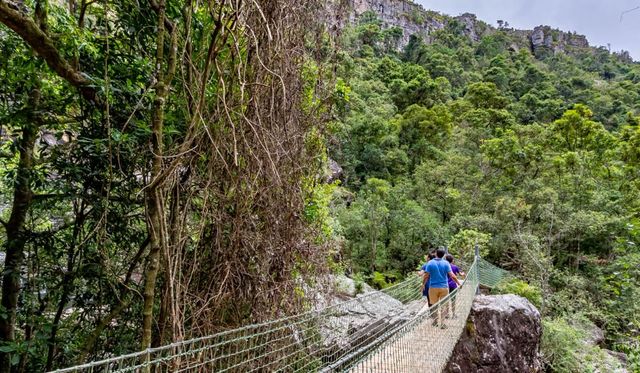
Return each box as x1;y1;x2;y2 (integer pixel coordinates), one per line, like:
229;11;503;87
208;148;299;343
426;258;452;289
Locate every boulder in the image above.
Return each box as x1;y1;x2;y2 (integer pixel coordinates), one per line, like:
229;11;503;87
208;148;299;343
319;295;424;370
326;158;344;183
583;322;605;346
570;319;627;372
603;349;629;373
333;273;374;297
316;274;426;368
445;294;542;373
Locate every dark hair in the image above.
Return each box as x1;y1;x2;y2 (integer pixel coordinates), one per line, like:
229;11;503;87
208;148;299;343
436;248;446;258
428;251;436;260
445;254;454;263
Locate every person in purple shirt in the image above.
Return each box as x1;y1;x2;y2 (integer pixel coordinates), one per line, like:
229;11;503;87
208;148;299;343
445;254;464;290
445;254;465;316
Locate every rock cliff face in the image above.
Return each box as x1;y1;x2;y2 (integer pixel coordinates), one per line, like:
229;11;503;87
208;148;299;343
331;0;601;59
445;294;543;373
456;13;485;42
330;0;445;46
530;25;589;58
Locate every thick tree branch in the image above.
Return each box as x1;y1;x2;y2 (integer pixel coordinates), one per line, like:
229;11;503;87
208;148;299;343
0;0;101;106
148;0;174;33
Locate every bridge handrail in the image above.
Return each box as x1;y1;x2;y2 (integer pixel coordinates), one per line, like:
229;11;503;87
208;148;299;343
51;257;508;372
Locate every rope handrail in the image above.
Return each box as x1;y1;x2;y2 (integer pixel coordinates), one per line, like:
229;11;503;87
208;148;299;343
51;257;509;373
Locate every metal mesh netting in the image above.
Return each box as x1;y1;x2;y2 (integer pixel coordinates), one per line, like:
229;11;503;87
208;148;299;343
346;259;480;373
478;258;511;288
51;258;508;373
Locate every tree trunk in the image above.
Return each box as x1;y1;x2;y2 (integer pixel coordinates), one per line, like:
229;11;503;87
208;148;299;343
0;87;40;373
77;237;148;363
141;0;176;349
44;207;84;371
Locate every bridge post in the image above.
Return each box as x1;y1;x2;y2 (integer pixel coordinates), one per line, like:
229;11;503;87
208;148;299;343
475;242;480;295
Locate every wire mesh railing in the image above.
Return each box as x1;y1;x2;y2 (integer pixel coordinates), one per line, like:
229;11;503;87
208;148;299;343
478;257;511;288
51;257;508;373
346;258;480;373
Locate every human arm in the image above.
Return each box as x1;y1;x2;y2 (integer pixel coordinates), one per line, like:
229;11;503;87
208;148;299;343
422;272;430;291
448;271;461;287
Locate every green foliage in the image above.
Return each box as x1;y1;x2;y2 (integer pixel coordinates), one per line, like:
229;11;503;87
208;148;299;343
304;181;339;240
353;273;366;294
465;82;508;109
542;317;625;373
369;271;399;290
493;278;542;308
370;271;390;289
331;10;640;368
448;229;490;262
541;318;584;372
405;10;425;25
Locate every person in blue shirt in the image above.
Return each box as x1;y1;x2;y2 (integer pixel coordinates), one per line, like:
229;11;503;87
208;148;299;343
420;251;436;304
421;248;461;327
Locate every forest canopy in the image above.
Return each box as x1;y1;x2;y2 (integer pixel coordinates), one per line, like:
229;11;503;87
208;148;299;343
327;10;640;372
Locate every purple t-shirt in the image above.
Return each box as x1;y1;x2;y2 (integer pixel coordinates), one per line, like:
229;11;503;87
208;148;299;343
448;264;460;289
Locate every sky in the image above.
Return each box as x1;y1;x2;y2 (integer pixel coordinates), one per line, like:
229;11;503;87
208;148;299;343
417;0;640;60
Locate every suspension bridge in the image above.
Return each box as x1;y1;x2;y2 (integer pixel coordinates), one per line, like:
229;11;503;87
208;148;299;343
52;256;509;373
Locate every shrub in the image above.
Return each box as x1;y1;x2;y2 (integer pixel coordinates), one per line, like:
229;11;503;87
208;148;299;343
542;317;625;372
368;271;400;290
493;278;543;308
353;273;365;295
541;318;584;372
370;271;389;289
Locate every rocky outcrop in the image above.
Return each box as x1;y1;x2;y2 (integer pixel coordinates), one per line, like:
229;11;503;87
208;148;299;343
326;0;445;48
346;0;445;47
319;289;424;370
445;294;542;373
315;273;424;368
583;322;605;346
604;350;629;373
328;0;606;60
530;25;589;58
326;158;344;184
455;13;485;42
614;50;633;63
580;321;628;373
